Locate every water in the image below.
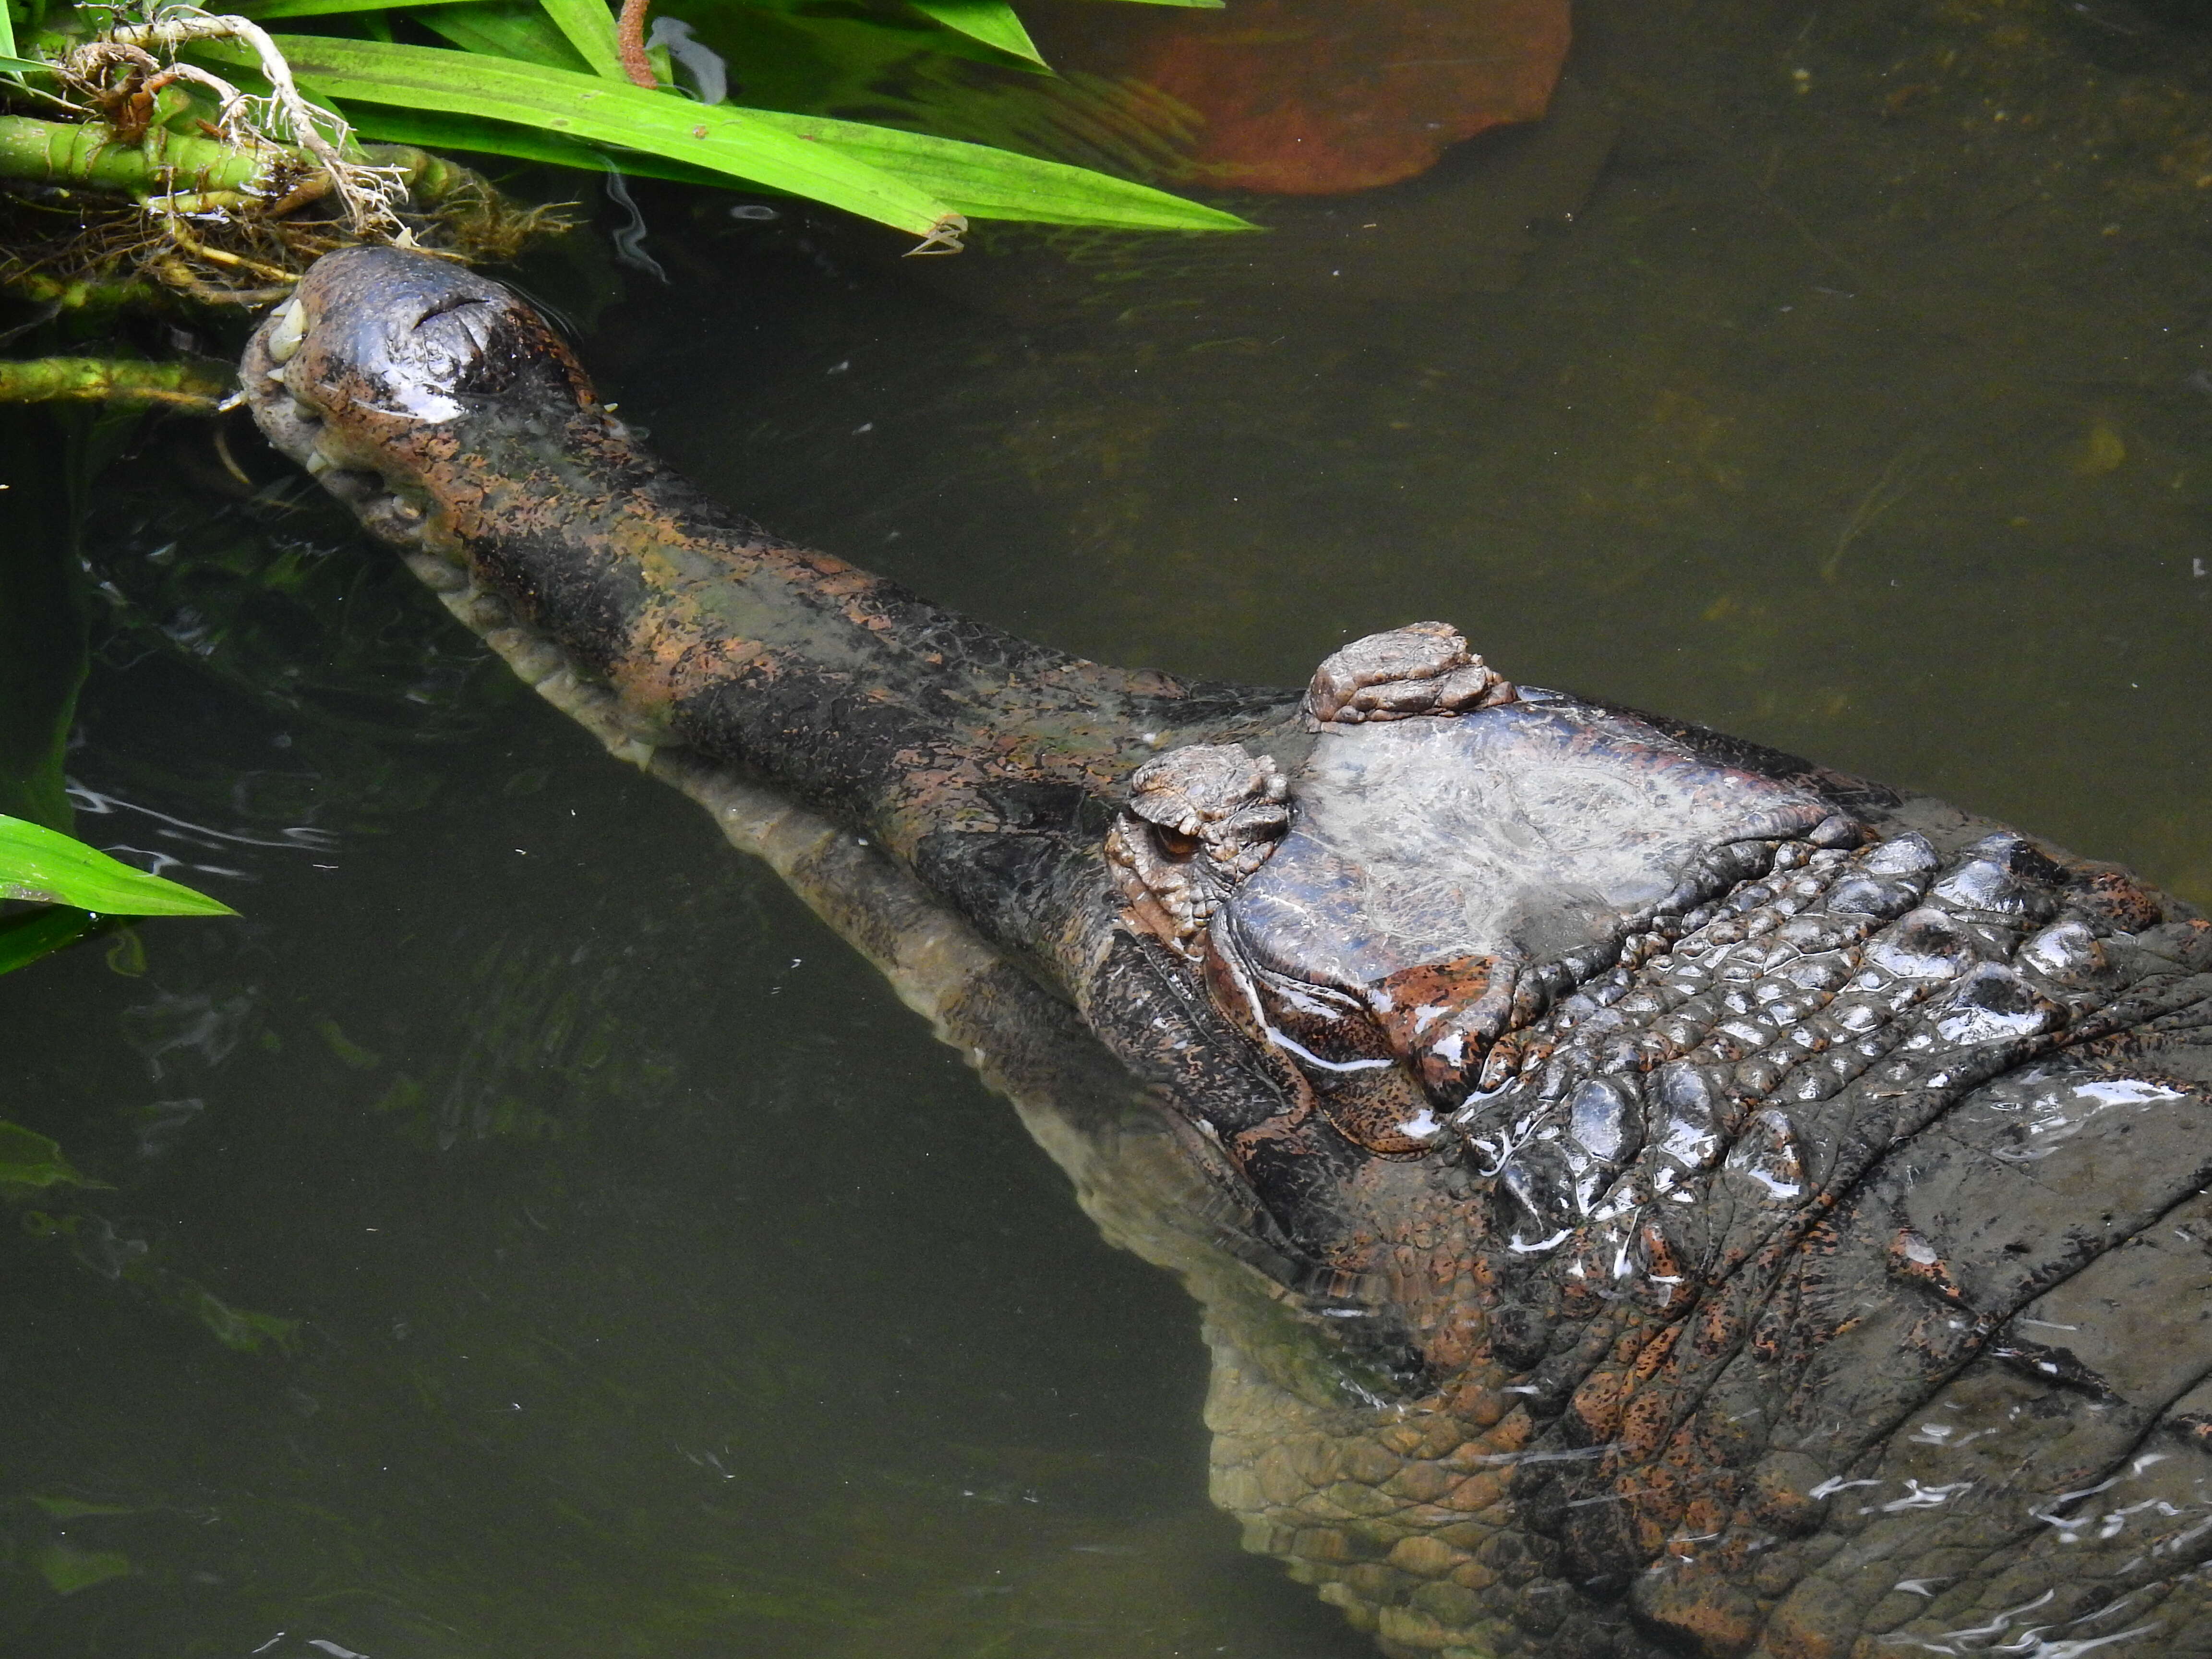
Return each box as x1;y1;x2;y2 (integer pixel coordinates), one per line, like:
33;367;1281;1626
5;0;2211;1653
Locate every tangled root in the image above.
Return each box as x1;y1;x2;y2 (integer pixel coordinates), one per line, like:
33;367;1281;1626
2;10;574;308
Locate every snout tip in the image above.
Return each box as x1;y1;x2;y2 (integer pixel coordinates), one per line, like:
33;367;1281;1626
240;245;613;551
244;246;518;447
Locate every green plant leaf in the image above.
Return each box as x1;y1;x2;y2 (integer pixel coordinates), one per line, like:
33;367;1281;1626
0;905;104;975
314;1015;383;1070
193;1286;302;1355
355;95;1249;228
0;815;234;916
909;0;1046;67
344;103;737;184
421;0;589;72
282;37;1246;230
734;107;1251;228
537;0;625;80
33;1544;130;1595
270;36;955;232
233;0;481;17
0;1119;84;1190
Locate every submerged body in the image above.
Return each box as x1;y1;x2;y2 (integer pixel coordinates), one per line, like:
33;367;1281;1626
248;248;2212;1659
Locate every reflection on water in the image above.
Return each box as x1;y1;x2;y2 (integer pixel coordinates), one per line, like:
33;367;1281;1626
4;0;2210;1652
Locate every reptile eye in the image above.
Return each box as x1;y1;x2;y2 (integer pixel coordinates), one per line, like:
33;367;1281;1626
1155;827;1201;860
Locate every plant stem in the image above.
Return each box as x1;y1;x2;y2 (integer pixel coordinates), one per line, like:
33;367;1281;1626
0;112;288;195
5;272;169;311
0;357;230;409
616;0;656;88
0;113;508;217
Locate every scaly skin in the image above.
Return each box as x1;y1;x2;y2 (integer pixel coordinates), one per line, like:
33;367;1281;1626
244;246;1287;977
248;248;2212;1659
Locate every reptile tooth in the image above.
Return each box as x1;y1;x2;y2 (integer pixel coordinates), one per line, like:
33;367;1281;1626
264;296;306;362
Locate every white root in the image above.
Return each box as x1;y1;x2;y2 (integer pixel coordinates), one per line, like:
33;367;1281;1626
88;9;405;236
150;60;255;141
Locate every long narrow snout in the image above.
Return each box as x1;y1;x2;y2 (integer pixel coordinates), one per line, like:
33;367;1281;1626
241;247;1285;969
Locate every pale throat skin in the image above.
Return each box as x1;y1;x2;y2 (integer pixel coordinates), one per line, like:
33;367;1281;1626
247;248;2212;1659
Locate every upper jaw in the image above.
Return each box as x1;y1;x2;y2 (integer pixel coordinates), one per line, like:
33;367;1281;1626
247;255;452;545
242;247;584;548
249;246;512;416
244;302;434;549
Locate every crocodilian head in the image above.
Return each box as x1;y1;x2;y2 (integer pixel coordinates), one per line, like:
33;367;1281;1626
1100;623;1852;1166
244;246;612;549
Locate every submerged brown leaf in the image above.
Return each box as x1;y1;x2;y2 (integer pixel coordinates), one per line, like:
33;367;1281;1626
1032;0;1572;194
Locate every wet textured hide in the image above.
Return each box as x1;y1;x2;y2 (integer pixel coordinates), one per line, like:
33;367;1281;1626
244;249;2212;1659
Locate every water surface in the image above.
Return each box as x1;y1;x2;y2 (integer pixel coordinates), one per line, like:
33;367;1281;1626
5;1;2209;1653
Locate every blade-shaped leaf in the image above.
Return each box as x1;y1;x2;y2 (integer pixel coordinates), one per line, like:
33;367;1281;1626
275;37;1247;231
270;36;953;232
0;906;103;976
0;816;234;916
235;0;481;17
537;0;626;81
0;1120;84;1189
421;1;589;72
736;108;1251;229
346;104;737;185
910;0;1046;67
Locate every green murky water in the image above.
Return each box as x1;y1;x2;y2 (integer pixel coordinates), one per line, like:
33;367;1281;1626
5;1;2210;1653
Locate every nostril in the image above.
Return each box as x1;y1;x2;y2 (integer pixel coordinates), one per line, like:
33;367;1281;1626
414;293;485;329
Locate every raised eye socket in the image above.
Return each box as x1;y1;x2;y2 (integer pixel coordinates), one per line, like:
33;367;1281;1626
1155;827;1201;861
